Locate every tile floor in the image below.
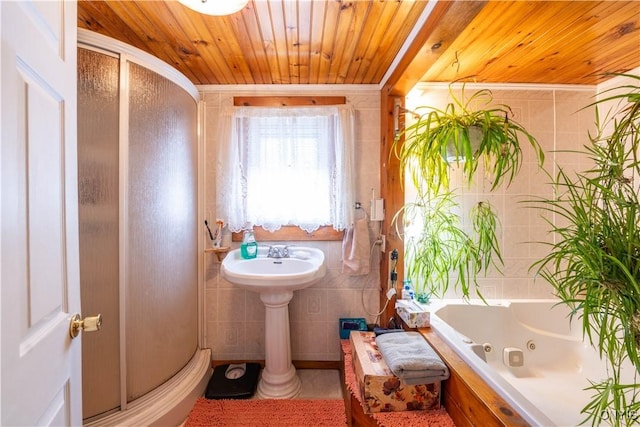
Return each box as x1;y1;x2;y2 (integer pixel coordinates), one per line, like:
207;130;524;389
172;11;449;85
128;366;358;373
247;369;343;399
295;369;343;399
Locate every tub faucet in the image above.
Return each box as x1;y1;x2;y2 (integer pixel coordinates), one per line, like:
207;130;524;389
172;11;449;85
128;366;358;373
267;245;289;258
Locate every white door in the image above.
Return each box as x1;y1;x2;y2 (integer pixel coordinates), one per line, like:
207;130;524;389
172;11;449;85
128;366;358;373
1;1;82;425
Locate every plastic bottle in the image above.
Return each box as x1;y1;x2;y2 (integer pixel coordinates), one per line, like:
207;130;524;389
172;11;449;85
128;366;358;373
240;230;258;259
401;279;413;300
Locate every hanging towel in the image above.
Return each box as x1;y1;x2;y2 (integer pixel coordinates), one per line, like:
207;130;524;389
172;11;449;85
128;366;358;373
376;331;450;385
341;216;371;275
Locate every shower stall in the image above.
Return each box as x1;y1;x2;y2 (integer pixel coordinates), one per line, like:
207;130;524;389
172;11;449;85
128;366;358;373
77;30;210;426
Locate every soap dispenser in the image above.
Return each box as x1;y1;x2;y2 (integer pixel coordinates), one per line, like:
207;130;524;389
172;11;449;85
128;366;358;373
240;230;258;259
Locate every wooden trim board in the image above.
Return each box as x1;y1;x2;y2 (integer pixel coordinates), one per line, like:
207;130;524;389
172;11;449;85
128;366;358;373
231;225;343;242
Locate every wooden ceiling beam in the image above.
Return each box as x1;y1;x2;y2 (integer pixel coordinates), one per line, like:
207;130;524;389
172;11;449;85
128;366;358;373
383;1;487;97
376;1;487;326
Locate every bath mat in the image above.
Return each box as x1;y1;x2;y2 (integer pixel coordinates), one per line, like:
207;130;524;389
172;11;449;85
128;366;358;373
184;398;347;426
341;339;456;427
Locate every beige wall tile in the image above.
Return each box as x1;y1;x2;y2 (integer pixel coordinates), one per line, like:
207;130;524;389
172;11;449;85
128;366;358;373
407;85;597;301
203;84;603;358
201;88;381;361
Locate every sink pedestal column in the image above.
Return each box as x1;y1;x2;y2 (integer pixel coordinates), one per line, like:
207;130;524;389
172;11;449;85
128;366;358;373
257;290;301;399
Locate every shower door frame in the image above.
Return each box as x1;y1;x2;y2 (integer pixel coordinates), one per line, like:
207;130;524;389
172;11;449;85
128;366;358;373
78;29;206;423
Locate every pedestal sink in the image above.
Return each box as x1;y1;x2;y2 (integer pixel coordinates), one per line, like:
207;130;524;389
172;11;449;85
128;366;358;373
221;246;326;399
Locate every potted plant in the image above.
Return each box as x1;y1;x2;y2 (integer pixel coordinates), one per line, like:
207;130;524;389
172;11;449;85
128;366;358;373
531;73;640;427
393;84;544;299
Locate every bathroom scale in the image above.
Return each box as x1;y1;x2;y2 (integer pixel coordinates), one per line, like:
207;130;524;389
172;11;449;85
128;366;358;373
205;363;261;399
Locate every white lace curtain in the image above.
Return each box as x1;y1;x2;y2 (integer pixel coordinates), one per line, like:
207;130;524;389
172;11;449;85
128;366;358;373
216;105;355;233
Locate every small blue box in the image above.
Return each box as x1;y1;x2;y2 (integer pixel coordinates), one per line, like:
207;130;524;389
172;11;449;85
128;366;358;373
339;317;367;339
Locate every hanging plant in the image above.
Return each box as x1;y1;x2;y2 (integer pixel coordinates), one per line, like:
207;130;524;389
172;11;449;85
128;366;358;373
530;73;640;427
393;83;543;299
396;84;544;195
397;192;502;300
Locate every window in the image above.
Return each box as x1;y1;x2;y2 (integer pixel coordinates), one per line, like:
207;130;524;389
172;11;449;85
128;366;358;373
216;104;355;234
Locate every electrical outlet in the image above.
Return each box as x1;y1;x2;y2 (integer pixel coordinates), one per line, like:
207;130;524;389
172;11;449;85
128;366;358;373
380;234;386;252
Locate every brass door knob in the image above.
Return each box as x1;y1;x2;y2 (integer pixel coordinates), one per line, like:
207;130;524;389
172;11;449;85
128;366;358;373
69;313;102;339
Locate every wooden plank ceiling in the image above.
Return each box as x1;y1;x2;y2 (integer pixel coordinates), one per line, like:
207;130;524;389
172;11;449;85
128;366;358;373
77;1;640;86
77;0;428;85
422;1;640;85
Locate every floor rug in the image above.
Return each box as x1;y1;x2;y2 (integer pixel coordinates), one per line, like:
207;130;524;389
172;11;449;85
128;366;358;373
184;397;347;426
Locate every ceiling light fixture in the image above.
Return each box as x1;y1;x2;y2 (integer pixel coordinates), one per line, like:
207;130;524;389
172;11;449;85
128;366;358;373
178;0;249;16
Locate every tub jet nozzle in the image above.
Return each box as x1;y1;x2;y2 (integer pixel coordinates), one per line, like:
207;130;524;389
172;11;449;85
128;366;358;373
503;347;524;368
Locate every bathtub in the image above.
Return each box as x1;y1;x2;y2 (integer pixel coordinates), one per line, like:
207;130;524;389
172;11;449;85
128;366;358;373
429;300;633;427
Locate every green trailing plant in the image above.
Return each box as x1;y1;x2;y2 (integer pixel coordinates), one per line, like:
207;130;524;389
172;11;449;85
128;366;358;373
397;191;502;300
530;73;640;427
471;200;504;273
396;85;544;195
393;83;543;299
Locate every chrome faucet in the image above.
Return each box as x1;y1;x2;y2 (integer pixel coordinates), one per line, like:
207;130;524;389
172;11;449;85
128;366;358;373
267;245;289;258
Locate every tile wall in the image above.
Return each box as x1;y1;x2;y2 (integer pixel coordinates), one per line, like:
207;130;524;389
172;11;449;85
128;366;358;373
200;82;615;360
200;88;382;361
406;85;598;300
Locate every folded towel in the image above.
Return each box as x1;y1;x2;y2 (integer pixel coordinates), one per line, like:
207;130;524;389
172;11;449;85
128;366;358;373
376;331;449;384
341;217;370;275
400;373;451;386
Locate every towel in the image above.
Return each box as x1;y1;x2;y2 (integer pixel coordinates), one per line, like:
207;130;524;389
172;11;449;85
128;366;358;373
376;331;450;385
341;216;370;275
398;374;448;386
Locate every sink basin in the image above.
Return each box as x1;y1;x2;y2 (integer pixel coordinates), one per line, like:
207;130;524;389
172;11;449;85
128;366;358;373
221;246;326;292
219;245;326;399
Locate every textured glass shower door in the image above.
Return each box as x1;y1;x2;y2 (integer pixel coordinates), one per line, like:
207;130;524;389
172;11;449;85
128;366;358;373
77;47;121;420
77;47;198;421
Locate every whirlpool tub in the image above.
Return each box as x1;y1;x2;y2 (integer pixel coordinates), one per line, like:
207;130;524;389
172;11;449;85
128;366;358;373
427;300;635;426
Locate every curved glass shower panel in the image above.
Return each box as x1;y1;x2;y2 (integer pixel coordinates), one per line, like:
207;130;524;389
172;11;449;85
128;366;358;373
77;43;199;423
77;47;122;420
125;62;198;401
